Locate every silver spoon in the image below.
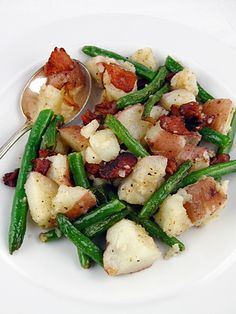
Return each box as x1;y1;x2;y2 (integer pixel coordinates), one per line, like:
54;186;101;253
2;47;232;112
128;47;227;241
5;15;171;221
0;60;92;159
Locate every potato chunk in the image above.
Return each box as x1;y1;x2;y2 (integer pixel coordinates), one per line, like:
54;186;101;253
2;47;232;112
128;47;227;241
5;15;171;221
46;154;71;186
25;172;58;228
52;185;96;220
80;119;99;139
118;156;167;205
89;129;120;162
103;219;161;275
160;89;196;111
59;125;89;151
130;47;158;70
171;68;198;96
116;104;152;143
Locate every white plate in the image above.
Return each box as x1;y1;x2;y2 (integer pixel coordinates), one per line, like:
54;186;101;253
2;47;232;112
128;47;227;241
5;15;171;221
1;12;236;313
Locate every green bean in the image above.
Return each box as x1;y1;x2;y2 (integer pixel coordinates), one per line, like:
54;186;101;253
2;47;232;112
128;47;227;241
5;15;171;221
139;160;192;219
39;199;125;242
165;56;214;103
175;160;236;190
82;45;156;81
57;214;103;266
142;83;170;119
40;115;64;151
77;247;91;269
83;208;131;238
68;152;90;189
9;109;54;254
218;111;236;154
200;127;231;148
105;114;149;157
116;66;168;109
128;210;185;251
90;185;108;206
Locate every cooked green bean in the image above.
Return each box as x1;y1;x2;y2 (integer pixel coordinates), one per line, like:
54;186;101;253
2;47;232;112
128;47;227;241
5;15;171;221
77;248;91;269
9;109;54;254
90;185;108;206
57;214;103;266
68;152;90;189
39;199;125;242
116;66;168;109
82;45;156;81
218;111;236;154
142;83;170;119
200;127;231;148
175;160;236;190
40;115;64;151
105;114;149;157
128;210;185;251
139;160;192;219
165;56;214;103
83;208;131;238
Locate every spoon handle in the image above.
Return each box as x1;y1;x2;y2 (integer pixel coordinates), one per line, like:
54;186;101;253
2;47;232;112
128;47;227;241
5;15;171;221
0;122;32;159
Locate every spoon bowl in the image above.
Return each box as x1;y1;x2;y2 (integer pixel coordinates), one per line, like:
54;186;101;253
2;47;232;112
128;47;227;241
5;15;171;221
0;60;92;159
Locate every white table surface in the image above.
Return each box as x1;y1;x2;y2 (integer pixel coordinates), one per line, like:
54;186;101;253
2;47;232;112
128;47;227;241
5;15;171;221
0;1;236;313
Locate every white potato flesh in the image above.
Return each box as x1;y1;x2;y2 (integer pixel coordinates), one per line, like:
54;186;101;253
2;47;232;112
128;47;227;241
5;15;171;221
36;84;63;120
171;68;199;96
118;156;167;205
154;190;193;236
80;119;100;139
103;219;161;275
89;129;120;162
25;172;58;228
130;47;158;70
160;89;196;111
46;154;71;186
149;105;169;121
116;104;152;143
52;185;96;220
54;134;70;155
85;146;102;164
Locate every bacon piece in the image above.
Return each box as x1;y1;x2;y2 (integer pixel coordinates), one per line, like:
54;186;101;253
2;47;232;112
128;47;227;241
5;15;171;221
165;159;177;176
38;149;50;158
103;63;137;93
184;177;227;224
99;152;138;179
159;115;192;135
95;100;118;116
3;168;19;187
85;162;101;177
32;158;52;176
44;47;75;76
210;153;230;165
81;110;103;126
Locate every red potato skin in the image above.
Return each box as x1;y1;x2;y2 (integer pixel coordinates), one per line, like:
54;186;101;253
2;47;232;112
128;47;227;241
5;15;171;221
59;125;89;151
64;192;96;220
184;177;227;224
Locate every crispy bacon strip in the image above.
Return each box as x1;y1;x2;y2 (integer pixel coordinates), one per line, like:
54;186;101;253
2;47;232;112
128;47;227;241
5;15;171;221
38;149;50;158
99;152;138;179
210;153;230;165
44;47;75;76
103;63;137;93
165;159;177;176
81;110;103;126
32;158;51;176
3;168;19;187
85;163;100;177
95;100;118;116
159;115;192;135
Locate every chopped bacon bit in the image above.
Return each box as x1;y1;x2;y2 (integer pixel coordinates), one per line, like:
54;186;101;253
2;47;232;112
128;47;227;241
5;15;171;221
166;72;176;81
81;110;103;125
103;63;137;93
210;153;230;165
171;102;211;131
95;101;118;116
32;158;51;176
99;152;138;179
166;159;177;176
3;168;19;187
85;163;101;177
160;115;192;135
38;149;50;158
44;47;75;76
